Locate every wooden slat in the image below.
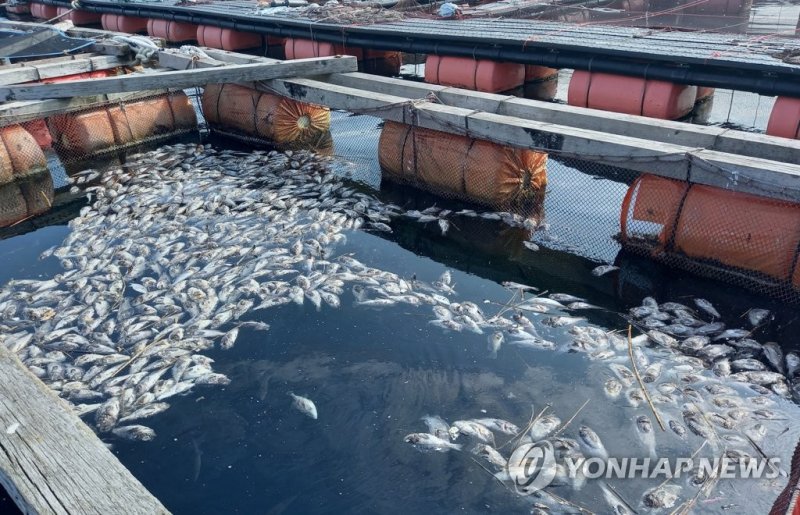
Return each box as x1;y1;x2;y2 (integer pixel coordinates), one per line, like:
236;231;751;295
0;55;359;101
0;344;169;515
174;49;800;202
323;72;800;166
0;55;130;85
0;89;173;125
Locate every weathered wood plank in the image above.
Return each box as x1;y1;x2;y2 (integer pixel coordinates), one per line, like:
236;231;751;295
0;56;359;101
0;344;169;515
323;72;800;165
0;55;130;86
0;89;172;125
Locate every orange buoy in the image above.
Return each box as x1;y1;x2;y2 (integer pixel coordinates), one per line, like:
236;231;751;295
621;174;800;286
362;50;402;76
20;120;53;150
201;83;330;145
378;121;547;211
425;55;525;93
568;70;697;120
766;97;800;140
47;92;197;159
29;2;58;19
0;124;48;185
196;26;262;51
56;6;101;25
525;65;558;83
101;14;149;33
147;19;197;43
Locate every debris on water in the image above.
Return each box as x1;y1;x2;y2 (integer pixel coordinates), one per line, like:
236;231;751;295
5;423;19;435
591;264;619;276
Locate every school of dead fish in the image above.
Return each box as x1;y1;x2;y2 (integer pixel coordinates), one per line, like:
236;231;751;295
0;142;796;511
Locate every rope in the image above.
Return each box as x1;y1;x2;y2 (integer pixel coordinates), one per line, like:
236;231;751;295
111;35;159;65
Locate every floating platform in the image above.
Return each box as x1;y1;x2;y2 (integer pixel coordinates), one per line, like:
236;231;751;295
27;0;800;96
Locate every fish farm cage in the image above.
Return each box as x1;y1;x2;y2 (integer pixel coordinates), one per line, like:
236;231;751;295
2;80;800;304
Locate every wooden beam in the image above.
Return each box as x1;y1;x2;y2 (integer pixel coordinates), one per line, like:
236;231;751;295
164;49;800;202
0;55;130;85
323;72;800;166
0;344;170;514
0;89;173;125
0;56;359;101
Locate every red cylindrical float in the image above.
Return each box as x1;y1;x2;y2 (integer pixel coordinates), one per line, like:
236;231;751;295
29;2;57;19
425;56;525;93
766;97;800;140
283;39;400;76
147;19;197;43
0;125;48;184
47;92;197;159
362;49;402;76
621;174;800;287
695;87;715;102
568;70;697;120
56;6;101;25
20;120;53;150
196;26;262;51
101;14;149;33
525;65;558;83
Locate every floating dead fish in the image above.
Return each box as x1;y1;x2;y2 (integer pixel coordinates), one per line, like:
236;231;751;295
471;443;506;469
450;420;495;445
748;308;771;327
694;298;720;319
578;425;608;459
541;316;585;328
592;265;619;277
289;392;318;420
421;415;450;440
635;415;656;459
530;415;561;441
404;433;461;452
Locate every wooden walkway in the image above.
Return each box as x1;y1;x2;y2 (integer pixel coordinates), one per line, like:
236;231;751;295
0;345;170;514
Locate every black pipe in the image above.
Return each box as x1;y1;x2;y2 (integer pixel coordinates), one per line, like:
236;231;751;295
45;0;800;97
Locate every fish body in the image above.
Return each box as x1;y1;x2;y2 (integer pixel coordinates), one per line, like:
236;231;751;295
289;392;318;420
404;433;461;452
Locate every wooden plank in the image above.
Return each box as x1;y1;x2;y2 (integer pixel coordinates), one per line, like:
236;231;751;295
0;56;359;101
168;49;800;202
0;89;172;125
323;72;800;165
0;344;169;515
0;55;130;85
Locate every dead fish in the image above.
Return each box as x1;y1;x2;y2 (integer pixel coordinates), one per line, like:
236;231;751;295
694;298;720;319
604;378;623;398
112;425;156;442
487;332;503;358
220;327;239;350
404;433;461;452
541;316;585;328
763;342;786;374
549;293;584;303
450;420;495;445
289;392;318;420
635;415;656;458
472;418;519;435
578;425;608;459
714;329;750;340
592;265;619;277
421;415;450;440
529;415;561;441
95;397;120;432
643;484;681;509
668;420;687;439
642;363;662;383
523;241;539;252
647;330;678;348
731;358;767;372
787;352;800;377
609;364;635;387
694;322;726;336
748;308;770;327
471;443;506;469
